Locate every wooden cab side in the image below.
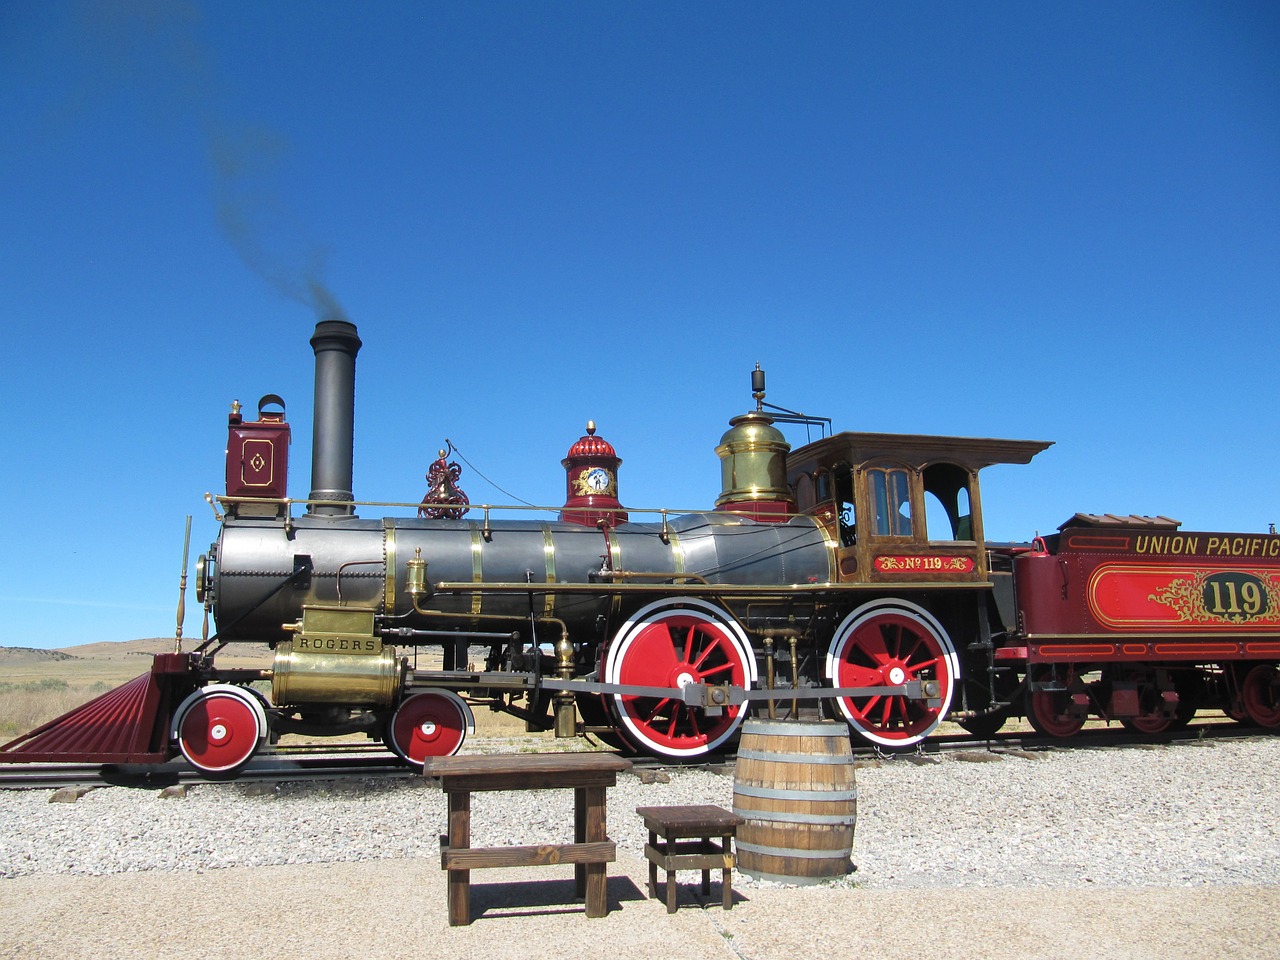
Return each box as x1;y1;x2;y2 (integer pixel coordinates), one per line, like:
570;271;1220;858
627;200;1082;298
787;432;1052;585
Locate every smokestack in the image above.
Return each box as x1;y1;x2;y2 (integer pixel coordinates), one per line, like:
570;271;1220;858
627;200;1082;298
308;320;362;516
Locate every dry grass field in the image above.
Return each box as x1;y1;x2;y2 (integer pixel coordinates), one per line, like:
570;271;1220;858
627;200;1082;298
0;639;268;741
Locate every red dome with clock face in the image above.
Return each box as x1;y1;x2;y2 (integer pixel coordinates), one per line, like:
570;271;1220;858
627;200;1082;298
560;421;628;528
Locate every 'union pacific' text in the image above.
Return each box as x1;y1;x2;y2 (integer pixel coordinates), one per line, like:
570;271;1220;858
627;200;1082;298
1135;535;1280;558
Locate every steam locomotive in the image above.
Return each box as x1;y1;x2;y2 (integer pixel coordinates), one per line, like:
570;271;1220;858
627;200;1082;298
5;320;1279;776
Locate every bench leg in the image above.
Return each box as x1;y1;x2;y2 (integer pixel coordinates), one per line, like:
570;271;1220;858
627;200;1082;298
665;868;677;914
574;787;587;898
647;832;659;899
446;791;471;926
582;785;608;918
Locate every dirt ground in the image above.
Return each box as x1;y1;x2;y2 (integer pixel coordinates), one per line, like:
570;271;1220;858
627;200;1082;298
3;852;1276;960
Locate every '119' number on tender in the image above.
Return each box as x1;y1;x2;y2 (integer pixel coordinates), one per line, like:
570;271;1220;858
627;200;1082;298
1202;572;1269;620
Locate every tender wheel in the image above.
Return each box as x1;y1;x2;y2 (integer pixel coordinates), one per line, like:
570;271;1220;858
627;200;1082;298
825;599;958;748
1117;670;1173;735
1168;671;1201;730
604;598;756;758
387;690;475;766
958;707;1009;739
1119;713;1171;735
172;684;268;776
1241;664;1280;729
1026;667;1085;738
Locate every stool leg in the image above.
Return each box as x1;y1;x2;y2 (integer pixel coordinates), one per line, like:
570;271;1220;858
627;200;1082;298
722;834;734;910
666;866;677;914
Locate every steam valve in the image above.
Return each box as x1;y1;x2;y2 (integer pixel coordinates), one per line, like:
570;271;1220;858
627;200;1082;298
406;548;433;602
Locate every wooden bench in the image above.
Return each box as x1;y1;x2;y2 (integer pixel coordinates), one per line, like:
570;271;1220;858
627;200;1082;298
636;804;745;913
422;753;632;925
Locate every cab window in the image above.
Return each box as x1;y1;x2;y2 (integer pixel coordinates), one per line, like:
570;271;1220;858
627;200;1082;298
869;467;912;537
832;462;856;546
922;462;974;541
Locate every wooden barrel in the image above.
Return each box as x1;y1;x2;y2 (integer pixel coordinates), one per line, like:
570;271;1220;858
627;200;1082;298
732;718;857;884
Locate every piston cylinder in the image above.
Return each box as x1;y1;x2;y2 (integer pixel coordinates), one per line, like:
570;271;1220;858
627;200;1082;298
272;641;401;706
271;605;401;706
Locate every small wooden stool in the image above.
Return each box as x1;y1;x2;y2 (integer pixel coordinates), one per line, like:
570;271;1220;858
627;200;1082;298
636;804;744;913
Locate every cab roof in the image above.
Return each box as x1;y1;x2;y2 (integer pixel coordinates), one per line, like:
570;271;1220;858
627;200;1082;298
789;431;1053;473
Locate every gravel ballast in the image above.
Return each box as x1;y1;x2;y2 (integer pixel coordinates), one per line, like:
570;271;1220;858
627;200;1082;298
3;737;1278;887
3;736;1279;959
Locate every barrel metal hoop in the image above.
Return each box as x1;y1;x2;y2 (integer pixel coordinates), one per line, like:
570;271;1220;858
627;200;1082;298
735;840;853;860
733;806;856;826
733;783;859;802
734;868;836;886
741;719;848;737
737;748;854;765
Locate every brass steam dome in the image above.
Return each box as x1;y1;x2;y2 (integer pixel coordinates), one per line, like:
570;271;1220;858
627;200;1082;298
714;410;794;512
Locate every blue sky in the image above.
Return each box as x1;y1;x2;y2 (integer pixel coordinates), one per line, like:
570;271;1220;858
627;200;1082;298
2;1;1277;648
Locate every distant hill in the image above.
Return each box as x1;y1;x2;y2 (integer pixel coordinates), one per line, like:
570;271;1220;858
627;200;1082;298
54;637;185;659
0;638;274;670
0;647;79;663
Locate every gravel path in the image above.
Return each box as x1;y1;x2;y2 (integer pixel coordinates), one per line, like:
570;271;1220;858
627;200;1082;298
3;736;1279;959
3;737;1278;888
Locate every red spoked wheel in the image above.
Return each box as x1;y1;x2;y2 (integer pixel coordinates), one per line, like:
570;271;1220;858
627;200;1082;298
1241;664;1280;729
172;684;268;776
604;599;756;759
1026;666;1085;738
387;690;476;767
825;600;958;748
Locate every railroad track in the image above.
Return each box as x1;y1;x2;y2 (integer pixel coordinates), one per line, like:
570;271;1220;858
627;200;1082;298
0;721;1266;791
0;747;414;791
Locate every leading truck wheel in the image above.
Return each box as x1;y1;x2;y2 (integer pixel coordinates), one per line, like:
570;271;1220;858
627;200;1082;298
387;690;475;767
604;598;756;759
825;600;958;748
172;685;268;776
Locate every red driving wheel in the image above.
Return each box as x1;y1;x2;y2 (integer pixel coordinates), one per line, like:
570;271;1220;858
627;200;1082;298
825;600;958;748
604;599;755;758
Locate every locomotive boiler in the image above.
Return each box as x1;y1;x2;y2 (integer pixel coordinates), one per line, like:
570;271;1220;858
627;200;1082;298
4;318;1279;778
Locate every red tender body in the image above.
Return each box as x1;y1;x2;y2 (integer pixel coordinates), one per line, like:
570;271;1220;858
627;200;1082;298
1012;517;1280;665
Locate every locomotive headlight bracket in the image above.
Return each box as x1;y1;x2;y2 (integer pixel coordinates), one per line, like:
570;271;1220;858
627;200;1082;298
194;553;211;605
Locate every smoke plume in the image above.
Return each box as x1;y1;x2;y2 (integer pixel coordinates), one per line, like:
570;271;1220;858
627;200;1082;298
63;0;348;321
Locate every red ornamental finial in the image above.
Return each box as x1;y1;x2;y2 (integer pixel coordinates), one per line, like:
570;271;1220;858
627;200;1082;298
419;448;470;520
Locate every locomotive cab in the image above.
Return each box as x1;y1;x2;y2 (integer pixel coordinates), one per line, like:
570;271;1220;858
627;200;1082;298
787;432;1052;584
